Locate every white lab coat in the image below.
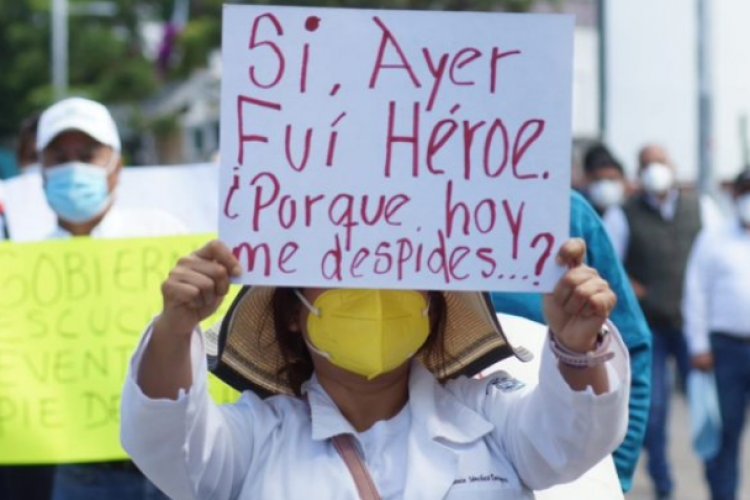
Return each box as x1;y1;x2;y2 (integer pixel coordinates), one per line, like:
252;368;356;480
121;321;629;499
488;314;626;499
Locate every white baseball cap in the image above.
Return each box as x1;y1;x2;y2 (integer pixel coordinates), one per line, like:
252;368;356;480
36;97;121;153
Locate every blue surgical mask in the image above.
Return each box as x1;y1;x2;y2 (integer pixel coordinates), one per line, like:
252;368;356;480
44;162;113;224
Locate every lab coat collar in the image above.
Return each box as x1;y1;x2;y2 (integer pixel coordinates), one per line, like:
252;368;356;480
302;361;493;444
408;362;494;443
303;374;358;441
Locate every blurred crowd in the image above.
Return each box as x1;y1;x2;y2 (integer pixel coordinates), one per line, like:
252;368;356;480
576;141;750;500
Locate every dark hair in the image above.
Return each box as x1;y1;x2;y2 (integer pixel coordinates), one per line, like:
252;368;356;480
16;113;40;167
271;288;447;396
734;168;750;193
583;143;624;176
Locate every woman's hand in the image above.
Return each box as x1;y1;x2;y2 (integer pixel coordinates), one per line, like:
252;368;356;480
155;239;242;338
543;239;616;353
138;240;240;399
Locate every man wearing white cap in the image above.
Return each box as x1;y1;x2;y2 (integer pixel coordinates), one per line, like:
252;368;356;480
37;96;184;239
36;97;178;499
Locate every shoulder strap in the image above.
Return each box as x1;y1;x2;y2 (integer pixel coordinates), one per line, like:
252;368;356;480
331;434;381;500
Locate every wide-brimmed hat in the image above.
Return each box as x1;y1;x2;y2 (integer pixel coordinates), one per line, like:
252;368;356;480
205;286;531;397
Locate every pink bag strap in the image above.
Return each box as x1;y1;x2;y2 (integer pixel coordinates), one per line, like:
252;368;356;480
331;434;381;500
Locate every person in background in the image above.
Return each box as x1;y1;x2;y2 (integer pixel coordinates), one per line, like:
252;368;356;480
17;113;41;172
605;144;723;261
0;113;41;242
39;97;185;241
35;96;184;500
492;190;651;493
683;168;750;500
0;112;51;500
581;143;628;217
604;144;722;499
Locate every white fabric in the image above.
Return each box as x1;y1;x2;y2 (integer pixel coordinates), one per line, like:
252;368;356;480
484;314;625;499
3;164;217;242
604;191;724;261
120;319;629;500
602;206;629;260
47;206;187;240
351;397;410;499
682;222;750;355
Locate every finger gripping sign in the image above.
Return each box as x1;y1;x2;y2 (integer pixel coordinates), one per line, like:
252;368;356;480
0;236;239;464
220;5;573;291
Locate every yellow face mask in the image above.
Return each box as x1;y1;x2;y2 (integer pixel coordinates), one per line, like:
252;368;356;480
295;289;430;380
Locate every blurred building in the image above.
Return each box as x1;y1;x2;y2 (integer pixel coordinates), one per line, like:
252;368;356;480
602;0;750;186
137;51;221;165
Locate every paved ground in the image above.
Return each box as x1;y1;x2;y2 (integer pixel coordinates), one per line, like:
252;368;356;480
628;391;750;499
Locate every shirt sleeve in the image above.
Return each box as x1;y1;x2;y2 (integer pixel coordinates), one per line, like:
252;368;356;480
682;230;713;355
120;325;275;500
482;321;631;491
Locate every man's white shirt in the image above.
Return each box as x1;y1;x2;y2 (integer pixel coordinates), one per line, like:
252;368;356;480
682;222;750;355
48;206;187;240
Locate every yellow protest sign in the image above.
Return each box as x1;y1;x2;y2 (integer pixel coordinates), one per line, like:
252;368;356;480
0;236;240;464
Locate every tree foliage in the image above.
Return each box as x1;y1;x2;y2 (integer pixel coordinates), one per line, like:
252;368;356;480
0;0;171;138
0;1;49;138
164;0;540;79
0;0;545;140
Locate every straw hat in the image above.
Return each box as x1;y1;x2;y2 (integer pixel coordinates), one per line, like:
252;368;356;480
205;286;531;397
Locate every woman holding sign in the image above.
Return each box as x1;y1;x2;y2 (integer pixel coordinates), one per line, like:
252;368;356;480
121;238;628;499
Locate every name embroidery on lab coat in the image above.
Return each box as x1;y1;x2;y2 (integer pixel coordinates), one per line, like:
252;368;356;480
485;374;525;394
453;473;509;485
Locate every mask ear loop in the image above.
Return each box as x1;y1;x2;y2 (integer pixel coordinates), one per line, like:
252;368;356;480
293;289;321;317
408;294;431;359
292;289;330;359
302;336;332;360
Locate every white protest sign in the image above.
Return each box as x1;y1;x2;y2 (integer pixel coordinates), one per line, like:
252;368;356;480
220;5;573;291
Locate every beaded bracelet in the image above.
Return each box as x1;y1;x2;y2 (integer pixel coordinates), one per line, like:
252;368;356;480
548;325;615;368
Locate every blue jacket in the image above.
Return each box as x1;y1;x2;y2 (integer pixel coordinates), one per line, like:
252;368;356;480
491;191;651;492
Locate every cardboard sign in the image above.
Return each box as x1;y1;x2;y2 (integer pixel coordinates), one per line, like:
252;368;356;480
0;236;239;464
220;6;573;291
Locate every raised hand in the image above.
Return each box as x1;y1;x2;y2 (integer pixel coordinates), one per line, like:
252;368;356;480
156;240;242;337
543;239;617;353
139;240;241;399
